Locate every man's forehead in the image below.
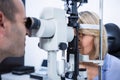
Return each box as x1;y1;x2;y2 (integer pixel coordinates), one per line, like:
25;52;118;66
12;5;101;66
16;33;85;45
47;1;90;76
14;0;25;17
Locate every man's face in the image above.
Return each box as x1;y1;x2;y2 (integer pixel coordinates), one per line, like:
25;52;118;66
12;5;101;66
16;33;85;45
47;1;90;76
6;0;27;57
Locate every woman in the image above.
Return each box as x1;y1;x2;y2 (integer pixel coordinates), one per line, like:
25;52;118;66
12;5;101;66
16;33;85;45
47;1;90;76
78;11;108;80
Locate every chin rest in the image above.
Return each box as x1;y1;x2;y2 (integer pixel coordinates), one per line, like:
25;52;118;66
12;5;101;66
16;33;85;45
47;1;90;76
105;23;120;59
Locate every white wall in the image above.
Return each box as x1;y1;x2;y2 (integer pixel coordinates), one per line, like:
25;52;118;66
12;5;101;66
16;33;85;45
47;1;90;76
78;0;120;26
25;0;120;70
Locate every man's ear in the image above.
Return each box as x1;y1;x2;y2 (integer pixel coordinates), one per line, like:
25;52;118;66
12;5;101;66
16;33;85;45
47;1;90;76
0;11;3;26
0;11;5;27
0;11;5;38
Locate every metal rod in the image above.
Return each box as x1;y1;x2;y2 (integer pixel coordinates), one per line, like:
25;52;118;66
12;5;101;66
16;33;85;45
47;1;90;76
74;27;79;80
99;0;103;80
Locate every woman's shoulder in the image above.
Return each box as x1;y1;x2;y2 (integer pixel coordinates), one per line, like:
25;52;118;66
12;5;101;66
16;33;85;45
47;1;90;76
103;53;120;69
105;53;120;61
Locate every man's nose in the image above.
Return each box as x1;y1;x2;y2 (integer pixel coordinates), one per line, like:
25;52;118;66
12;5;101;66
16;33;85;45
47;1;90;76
25;28;30;35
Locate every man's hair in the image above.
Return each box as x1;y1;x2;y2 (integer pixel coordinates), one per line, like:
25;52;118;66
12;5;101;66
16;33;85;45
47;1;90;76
0;0;19;22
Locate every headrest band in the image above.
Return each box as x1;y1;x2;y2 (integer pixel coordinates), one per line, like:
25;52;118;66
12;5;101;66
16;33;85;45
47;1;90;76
79;24;99;30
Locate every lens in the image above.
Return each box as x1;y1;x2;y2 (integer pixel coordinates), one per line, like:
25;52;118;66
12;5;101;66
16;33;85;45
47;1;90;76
25;17;32;29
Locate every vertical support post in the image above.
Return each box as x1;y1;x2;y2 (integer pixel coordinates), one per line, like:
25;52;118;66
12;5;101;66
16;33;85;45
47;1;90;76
99;0;103;80
48;51;61;80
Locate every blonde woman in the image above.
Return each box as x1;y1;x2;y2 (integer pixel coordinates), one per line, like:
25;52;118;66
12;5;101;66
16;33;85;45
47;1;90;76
78;11;108;80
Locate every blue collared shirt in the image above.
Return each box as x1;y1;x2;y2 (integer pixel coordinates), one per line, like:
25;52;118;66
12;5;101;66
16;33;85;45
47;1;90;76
94;53;120;80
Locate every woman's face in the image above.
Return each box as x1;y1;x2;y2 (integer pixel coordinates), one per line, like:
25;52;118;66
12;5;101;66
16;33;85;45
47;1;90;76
78;33;94;55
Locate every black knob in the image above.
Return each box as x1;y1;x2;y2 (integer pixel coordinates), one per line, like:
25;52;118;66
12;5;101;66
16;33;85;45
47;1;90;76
59;42;67;50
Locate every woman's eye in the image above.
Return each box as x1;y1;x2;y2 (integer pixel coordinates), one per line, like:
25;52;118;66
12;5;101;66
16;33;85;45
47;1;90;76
79;33;85;37
82;34;86;36
79;34;83;37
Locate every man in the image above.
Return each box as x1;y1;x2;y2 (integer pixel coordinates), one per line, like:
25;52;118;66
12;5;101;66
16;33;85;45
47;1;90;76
0;0;28;62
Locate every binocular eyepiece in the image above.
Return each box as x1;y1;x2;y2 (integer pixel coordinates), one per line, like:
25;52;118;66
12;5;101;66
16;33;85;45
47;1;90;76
25;17;41;30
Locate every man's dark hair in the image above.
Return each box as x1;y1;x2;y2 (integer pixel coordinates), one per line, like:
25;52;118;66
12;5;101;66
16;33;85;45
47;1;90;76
0;0;19;22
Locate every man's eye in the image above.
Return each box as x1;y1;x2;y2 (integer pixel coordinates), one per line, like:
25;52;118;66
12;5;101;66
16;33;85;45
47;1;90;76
23;18;27;26
24;21;26;25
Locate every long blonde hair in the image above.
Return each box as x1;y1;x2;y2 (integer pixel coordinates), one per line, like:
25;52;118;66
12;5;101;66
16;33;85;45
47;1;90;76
78;11;108;59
